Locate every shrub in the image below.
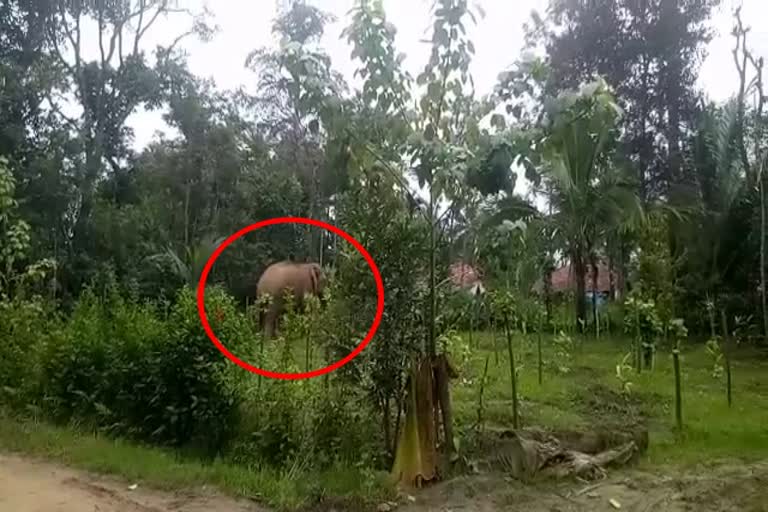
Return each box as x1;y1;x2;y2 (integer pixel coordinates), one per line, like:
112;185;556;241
0;297;60;410
38;284;252;454
305;384;379;468
232;376;310;469
230;374;379;472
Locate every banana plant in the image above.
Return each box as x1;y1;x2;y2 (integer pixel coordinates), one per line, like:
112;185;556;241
148;234;226;289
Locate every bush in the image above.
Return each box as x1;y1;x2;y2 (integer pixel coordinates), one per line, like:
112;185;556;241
229;312;380;472
305;384;379;468
0;297;60;410
38;284;252;454
232;376;310;469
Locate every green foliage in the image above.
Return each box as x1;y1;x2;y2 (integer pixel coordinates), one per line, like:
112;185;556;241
635;212;677;317
524;0;720;200
0;157;31;291
342;0;412;116
489;289;516;320
624;293;664;370
623;295;664;341
705;337;725;379
668;318;689;343
500;72;641;330
0;297;59;409
37;285;250;454
3;0;768;502
232;378;378;472
331;175;426;406
437;328;471;370
551;330;575;374
615;352;634;394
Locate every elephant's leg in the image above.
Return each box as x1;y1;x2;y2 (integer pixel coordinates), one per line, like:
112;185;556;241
265;298;285;339
263;306;277;339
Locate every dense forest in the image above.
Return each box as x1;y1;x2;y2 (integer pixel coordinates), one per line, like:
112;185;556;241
1;0;767;510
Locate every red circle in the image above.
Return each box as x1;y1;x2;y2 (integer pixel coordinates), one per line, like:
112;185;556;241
196;217;384;381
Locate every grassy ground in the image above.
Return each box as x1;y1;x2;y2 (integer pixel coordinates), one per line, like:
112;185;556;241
1;330;767;510
451;329;768;467
0;414;393;511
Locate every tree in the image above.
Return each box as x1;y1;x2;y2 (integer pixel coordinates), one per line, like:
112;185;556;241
0;0;215;300
510;76;640;330
525;0;720;201
406;0;492;465
245;0;347;262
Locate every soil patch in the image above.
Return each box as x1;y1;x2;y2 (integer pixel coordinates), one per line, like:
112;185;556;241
0;452;266;512
398;460;768;511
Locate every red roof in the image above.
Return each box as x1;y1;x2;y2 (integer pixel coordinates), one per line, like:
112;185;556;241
550;261;612;293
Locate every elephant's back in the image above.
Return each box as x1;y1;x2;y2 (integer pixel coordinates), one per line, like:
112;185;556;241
256;261;299;295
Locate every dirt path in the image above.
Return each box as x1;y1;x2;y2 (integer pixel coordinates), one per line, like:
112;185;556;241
0;453;266;512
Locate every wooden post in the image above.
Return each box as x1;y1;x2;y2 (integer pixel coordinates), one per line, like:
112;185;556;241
673;348;683;432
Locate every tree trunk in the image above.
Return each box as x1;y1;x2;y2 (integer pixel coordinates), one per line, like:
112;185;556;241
572;246;588;333
617;238;628;300
435;355;455;458
662;0;683;193
543;257;553;328
761;174;768;339
590;254;599;337
608;251;616;301
383;396;391;461
428;183;436;357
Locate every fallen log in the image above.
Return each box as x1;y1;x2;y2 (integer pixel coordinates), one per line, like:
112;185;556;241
476;427;647;482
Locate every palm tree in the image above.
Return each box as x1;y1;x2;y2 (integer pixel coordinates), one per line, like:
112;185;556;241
537;77;641;331
681;100;752;313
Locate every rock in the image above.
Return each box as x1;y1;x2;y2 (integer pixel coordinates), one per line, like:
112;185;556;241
377;503;392;512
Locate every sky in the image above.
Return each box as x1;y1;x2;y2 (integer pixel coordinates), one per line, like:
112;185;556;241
107;0;767;200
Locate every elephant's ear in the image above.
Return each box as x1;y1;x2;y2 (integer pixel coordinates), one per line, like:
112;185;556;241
308;264;321;294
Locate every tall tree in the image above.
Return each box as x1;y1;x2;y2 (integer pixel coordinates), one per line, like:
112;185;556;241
246;0;347;262
8;0;216;298
525;0;720;201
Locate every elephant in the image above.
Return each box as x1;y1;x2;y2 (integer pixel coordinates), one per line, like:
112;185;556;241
255;260;327;339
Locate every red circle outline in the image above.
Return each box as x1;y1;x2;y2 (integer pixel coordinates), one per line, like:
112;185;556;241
196;217;384;381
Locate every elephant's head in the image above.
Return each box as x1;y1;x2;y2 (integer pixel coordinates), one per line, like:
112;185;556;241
307;262;328;306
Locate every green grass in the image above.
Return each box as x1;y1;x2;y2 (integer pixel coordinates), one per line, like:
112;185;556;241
0;413;393;511
451;329;768;467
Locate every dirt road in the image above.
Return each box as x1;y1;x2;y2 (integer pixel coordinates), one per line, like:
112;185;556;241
0;453;265;512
